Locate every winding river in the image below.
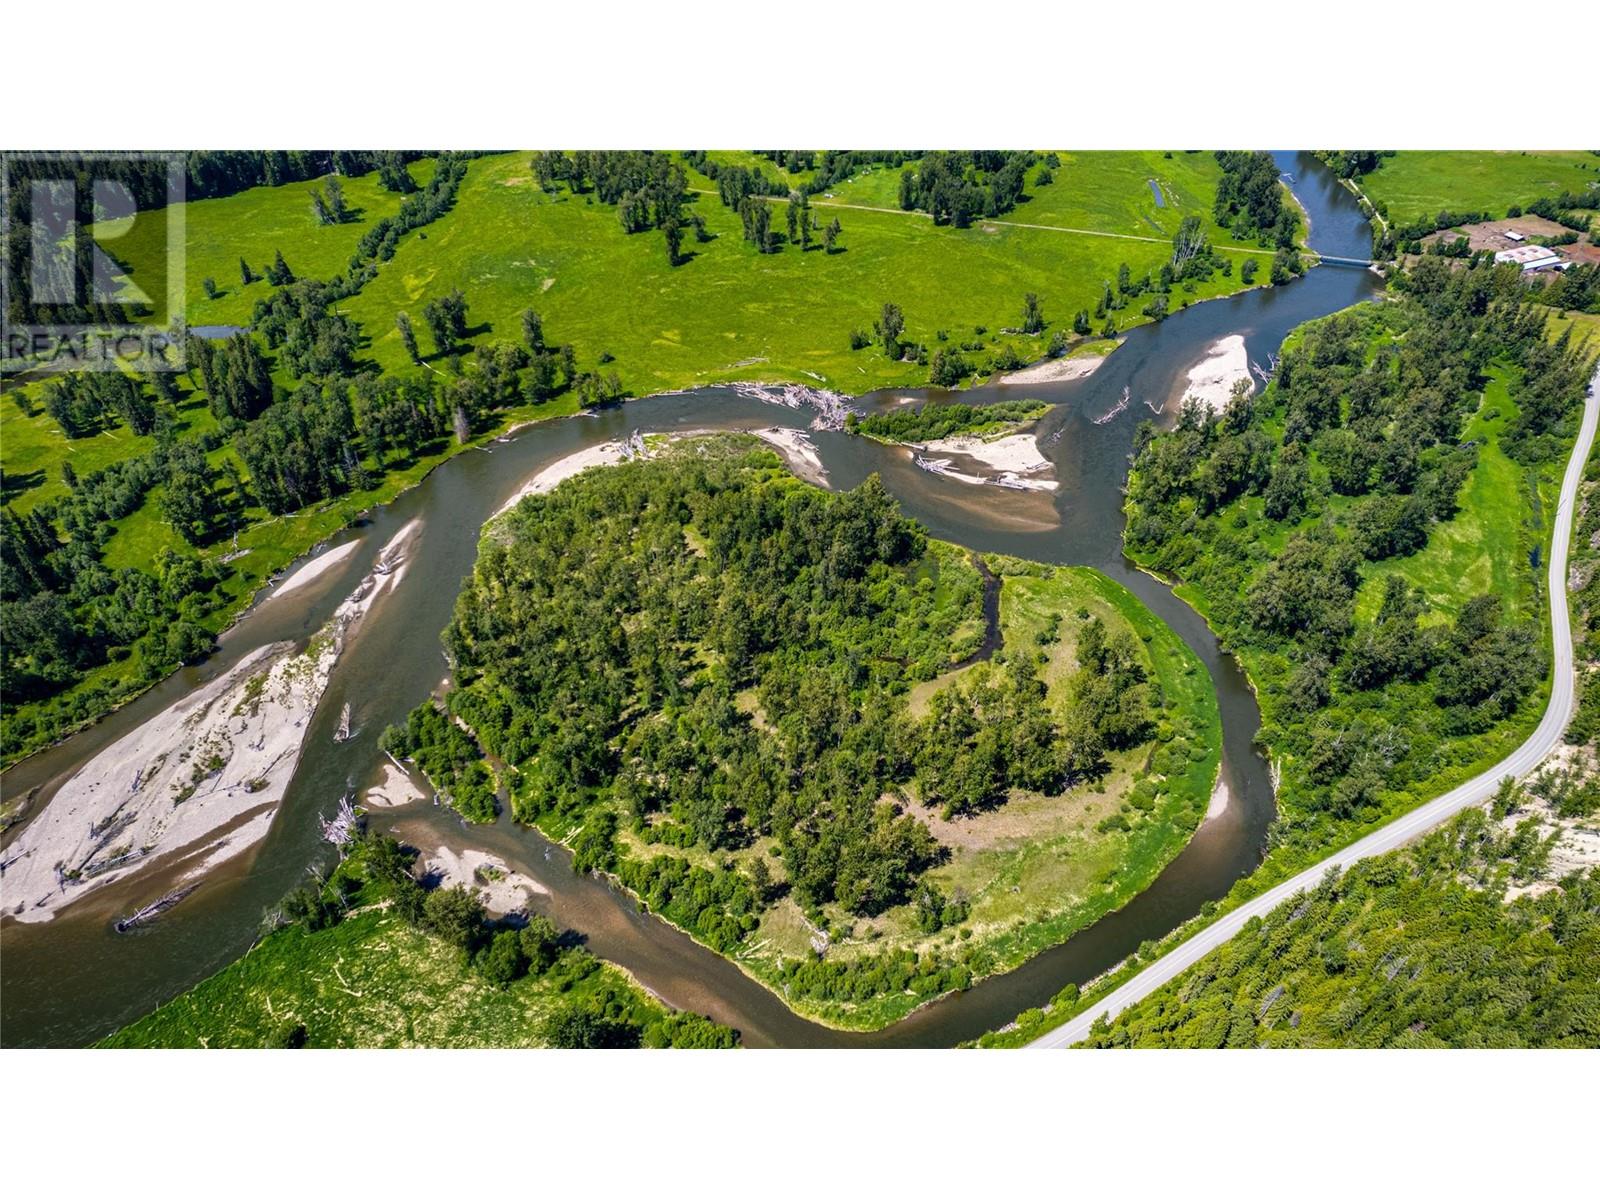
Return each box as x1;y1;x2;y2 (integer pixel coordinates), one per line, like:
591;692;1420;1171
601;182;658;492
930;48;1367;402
0;153;1380;1047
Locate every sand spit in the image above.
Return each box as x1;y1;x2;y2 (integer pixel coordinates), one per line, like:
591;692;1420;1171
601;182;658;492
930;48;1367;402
421;845;549;916
271;539;359;600
364;761;427;809
1181;334;1254;413
493;425;836;520
750;426;827;486
1001;351;1113;386
912;431;1058;492
491;431;649;519
0;520;422;924
1205;775;1231;821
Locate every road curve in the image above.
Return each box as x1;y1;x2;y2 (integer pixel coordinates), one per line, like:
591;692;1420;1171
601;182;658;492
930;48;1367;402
1031;364;1600;1049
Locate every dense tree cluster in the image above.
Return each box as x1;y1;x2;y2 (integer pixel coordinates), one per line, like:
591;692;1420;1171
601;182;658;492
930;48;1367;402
897;151;1036;227
1212;151;1299;247
379;702;499;823
1124;257;1594;842
2;460;224;744
439;445;961;915
1315;150;1394;179
40;371;157;438
1083;809;1600;1047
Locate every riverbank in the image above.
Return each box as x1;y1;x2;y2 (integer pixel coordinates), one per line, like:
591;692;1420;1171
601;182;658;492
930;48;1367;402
1000;346;1116;386
94;903;717;1049
1178;334;1253;412
0;519;421;926
998;302;1596;1050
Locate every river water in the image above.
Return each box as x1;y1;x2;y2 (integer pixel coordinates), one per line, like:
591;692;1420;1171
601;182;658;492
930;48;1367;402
0;153;1379;1047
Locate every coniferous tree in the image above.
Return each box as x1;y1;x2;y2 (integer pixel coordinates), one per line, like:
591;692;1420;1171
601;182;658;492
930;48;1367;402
875;302;905;360
521;309;544;352
325;175;347;223
1022;292;1045;334
396;312;421;364
266;250;294;286
422;289;469;357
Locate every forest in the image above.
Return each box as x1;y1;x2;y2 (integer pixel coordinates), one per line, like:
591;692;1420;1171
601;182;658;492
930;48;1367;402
1080;805;1599;1047
400;435;1208;1025
1124;256;1596;858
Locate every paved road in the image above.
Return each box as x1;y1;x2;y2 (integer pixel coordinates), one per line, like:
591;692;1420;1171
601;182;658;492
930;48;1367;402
1032;364;1600;1048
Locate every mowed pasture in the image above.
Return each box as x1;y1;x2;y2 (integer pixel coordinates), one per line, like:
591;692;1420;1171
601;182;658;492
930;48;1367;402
1356;151;1600;227
342;152;1273;392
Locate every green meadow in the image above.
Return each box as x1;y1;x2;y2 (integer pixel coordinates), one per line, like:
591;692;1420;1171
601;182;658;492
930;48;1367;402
1353;364;1553;623
342;151;1274;392
99;160;428;327
1354;150;1600;226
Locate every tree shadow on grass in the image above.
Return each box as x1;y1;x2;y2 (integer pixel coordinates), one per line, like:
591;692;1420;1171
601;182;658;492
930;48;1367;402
1;468;46;501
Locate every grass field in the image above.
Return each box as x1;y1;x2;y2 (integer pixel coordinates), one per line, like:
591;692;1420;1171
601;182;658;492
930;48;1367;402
1354;151;1600;227
96;906;668;1048
618;557;1219;1030
1;381;219;516
99;161;428;327
343;152;1276;391
814;151;1256;245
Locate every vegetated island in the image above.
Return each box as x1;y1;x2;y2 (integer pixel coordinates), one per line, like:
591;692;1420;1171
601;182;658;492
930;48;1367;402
846;399;1051;445
848;399;1058;491
380;433;1219;1030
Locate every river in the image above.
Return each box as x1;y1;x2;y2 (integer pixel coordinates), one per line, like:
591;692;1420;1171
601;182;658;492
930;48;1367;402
0;152;1379;1047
